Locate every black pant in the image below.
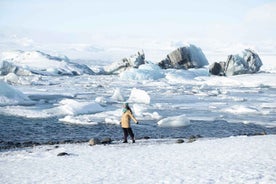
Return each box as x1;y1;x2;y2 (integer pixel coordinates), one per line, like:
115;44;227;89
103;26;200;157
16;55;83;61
122;128;135;141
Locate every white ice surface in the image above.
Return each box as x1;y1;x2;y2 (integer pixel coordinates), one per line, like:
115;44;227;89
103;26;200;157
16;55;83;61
222;105;260;114
157;114;190;127
128;88;151;104
59;115;99;125
0;70;275;127
120;63;164;80
0;56;275;127
111;88;125;102
0;135;275;184
57;99;104;116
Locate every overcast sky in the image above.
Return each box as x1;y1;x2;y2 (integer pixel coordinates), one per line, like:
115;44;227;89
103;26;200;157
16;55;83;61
0;0;275;61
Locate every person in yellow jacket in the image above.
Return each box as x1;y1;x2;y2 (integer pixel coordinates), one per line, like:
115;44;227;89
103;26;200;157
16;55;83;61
120;103;139;143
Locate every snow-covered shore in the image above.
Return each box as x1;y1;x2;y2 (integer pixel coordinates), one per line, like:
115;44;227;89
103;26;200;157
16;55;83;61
1;135;275;184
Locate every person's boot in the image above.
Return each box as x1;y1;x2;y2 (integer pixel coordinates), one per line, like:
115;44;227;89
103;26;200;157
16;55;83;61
123;140;128;143
132;139;135;143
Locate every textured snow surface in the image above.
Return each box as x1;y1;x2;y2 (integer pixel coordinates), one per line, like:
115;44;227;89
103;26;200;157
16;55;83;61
0;135;275;184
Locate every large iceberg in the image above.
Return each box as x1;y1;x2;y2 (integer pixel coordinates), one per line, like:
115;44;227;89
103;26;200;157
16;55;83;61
209;49;263;76
0;50;94;76
158;44;209;69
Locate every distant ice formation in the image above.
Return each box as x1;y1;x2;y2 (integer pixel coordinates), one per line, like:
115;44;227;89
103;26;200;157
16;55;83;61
158;44;209;69
104;51;145;74
0;47;265;78
0;50;94;76
209;49;263;76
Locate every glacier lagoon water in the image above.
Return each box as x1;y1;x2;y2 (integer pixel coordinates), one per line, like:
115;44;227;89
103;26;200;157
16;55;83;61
1;114;276;150
0;73;276;150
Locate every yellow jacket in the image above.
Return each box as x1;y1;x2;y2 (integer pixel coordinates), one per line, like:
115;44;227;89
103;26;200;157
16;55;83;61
121;110;138;128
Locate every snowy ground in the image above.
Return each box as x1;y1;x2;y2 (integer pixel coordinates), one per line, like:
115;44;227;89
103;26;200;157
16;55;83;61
0;135;275;184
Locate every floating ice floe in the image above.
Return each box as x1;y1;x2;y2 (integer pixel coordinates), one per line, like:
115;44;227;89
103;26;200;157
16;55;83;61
59;108;122;125
165;68;209;83
58;99;104;116
128;88;150;104
222;105;259;114
111;88;125;102
95;96;108;105
157;114;190;127
59;115;98;125
132;104;162;120
120;63;164;80
104;117;120;125
3;73;20;84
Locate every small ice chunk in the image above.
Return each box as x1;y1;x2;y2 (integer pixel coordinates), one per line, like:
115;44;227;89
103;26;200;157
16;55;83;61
58;99;104;115
157;115;190;127
128;88;150;104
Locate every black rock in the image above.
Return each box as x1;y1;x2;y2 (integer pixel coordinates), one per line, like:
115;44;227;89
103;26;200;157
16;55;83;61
89;138;101;146
187;135;202;143
247;131;267;136
176;139;185;144
101;137;112;144
57;152;70;156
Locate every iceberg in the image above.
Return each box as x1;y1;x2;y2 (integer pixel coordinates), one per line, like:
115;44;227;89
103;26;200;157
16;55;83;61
128;88;151;104
111;88;125;102
58;99;104;116
158;44;208;69
209;49;263;76
0;80;32;106
157;114;190;127
104;51;145;74
0;50;94;76
120;63;164;80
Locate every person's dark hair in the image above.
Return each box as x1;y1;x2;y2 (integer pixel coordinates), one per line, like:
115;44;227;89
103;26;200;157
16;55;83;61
125;103;132;113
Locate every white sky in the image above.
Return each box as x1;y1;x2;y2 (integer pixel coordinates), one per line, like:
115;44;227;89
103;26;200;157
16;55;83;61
0;0;276;61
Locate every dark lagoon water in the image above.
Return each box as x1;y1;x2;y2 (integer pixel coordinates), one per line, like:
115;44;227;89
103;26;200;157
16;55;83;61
1;114;275;150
